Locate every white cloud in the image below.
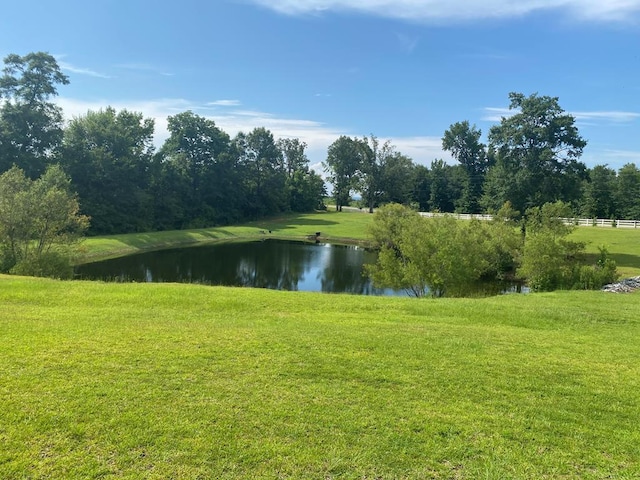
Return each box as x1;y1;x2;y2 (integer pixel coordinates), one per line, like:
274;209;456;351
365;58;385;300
56;60;110;79
582;148;640;169
388;136;453;165
601;149;640;160
248;0;640;22
115;63;174;76
207;99;242;107
572;111;640;123
482;107;640;125
481;107;515;122
395;32;420;53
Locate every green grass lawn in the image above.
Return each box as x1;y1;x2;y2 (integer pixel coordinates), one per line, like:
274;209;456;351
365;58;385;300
570;226;640;277
4;212;640;478
1;275;639;479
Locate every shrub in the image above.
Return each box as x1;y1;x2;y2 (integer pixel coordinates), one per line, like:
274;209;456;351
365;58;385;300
10;250;74;279
573;246;619;290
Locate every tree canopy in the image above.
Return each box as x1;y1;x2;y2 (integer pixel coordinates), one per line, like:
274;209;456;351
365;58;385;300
0;165;88;277
483;92;587;213
0;52;69;178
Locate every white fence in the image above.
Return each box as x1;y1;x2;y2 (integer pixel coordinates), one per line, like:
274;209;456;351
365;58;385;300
417;211;640;228
334;206;639;228
559;218;640;229
419;212;494;222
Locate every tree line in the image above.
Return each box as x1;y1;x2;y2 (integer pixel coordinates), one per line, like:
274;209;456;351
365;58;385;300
1;51;639;242
0;52;326;237
325;93;640;221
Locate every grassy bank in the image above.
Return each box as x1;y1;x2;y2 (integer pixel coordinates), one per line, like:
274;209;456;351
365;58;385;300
76;210;373;264
1;275;639;478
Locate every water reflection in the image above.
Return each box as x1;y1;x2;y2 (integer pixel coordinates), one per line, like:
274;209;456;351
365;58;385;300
76;240;403;296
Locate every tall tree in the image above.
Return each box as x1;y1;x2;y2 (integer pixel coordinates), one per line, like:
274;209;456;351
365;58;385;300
276;138;325;212
616;163;640;220
277;138;308;178
235;127;287;218
324;136;361;211
428;160;464;212
442;121;489;213
484;92;587;213
358;135;393;213
156;111;231;227
411;165;431;211
61;107;155;234
0;52;69;178
379;152;416;205
580;165;618;219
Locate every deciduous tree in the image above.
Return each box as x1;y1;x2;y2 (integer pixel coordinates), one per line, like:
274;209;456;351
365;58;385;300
155;111;232;227
442;121;488;213
484;92;587;213
61;107;155;234
324;136;361;211
0;165;88;277
0;52;69;178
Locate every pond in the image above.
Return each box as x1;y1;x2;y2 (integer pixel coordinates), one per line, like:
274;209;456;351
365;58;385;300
75;239;523;297
75;240;404;296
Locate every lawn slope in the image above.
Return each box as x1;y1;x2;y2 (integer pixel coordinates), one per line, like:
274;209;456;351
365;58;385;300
1;275;639;479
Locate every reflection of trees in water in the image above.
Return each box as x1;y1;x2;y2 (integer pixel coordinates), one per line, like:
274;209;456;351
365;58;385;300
319;245;381;295
77;241;392;295
235;241;315;290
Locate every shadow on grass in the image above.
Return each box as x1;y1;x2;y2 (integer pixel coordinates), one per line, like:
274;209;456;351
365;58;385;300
250;213;339;230
584;252;640;271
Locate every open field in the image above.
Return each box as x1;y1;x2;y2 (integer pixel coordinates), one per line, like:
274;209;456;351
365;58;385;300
1;275;639;479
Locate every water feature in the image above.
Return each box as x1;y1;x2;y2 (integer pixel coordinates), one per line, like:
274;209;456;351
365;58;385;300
75;239;523;296
75;240;404;296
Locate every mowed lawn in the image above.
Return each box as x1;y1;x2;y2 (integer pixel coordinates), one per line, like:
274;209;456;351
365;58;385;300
1;276;639;479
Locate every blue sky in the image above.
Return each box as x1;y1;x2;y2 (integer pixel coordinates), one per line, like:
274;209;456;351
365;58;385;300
2;0;640;172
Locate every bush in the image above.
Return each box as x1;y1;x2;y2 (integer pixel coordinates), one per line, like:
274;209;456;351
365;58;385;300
366;204;518;297
573;247;619;290
9;250;74;279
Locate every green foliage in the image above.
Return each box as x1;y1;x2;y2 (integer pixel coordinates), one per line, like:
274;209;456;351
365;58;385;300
0;52;69;178
286;169;326;212
484;92;587;213
616;163;640;220
236;127;288;218
0;165;88;277
518;232;584;291
324;136;362;211
518;202;619;291
367;204;511;297
573;246;619;290
61;107;155;234
524;200;574;236
10;248;74;279
580;165;618;219
442;120;489;213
